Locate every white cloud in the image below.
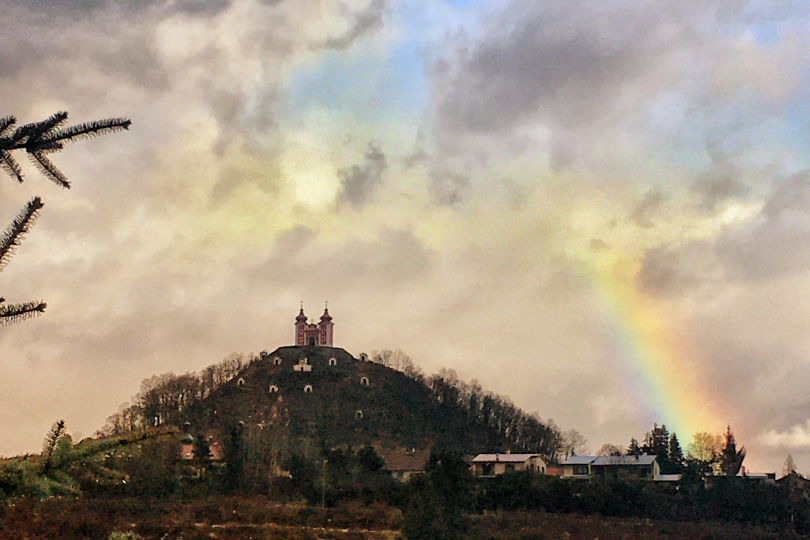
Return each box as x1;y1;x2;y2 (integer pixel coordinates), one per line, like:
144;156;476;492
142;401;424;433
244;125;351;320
760;420;810;449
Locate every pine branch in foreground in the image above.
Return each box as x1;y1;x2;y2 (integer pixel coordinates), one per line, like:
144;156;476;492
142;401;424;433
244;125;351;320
28;150;70;188
0;112;131;186
0;300;47;325
42;419;67;475
39;117;131;145
0;197;43;270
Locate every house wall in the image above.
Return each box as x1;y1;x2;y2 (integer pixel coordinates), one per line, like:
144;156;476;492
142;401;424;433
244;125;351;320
562;464;591;477
473;457;546;476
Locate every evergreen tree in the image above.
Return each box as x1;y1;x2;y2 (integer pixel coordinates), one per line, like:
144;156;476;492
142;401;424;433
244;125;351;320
783;454;798;478
642;424;671;471
0;112;129;325
719;425;746;477
193;433;212;477
0;420;174;500
403;451;472;540
626;437;641;456
668;433;684;472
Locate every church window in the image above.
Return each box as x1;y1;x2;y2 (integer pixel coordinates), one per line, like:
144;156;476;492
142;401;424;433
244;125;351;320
360;377;369;387
269;385;279;393
237;378;245;387
303;384;313;393
329;358;337;366
273;357;282;366
355;410;364;419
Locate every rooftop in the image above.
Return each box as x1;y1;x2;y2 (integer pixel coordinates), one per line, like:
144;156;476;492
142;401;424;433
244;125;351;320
472;453;543;463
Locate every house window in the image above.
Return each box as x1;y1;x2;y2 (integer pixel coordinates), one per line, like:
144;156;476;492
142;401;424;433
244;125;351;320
573;465;589;476
303;384;313;393
505;464;515;473
355;410;364;419
269;385;279;393
237;378;245;387
273;357;282;366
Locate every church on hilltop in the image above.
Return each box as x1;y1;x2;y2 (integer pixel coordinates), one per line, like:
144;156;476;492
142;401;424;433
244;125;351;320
295;303;334;346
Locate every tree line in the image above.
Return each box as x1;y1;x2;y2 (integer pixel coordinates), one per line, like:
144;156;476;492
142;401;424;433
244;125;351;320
597;423;746;477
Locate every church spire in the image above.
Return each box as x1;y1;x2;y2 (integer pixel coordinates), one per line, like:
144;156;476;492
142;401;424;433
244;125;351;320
320;301;332;321
296;302;307;322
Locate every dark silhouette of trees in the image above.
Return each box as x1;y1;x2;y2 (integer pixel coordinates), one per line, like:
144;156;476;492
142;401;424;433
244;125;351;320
626;437;641;456
403;451;472;540
668;433;684;470
719;425;746;476
0;112;129;325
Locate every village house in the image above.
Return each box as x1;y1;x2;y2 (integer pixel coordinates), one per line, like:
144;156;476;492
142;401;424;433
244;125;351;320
378;447;431;482
561;454;659;480
471;453;547;476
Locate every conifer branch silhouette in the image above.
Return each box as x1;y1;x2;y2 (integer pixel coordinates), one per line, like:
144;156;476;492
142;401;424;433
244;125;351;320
0;111;130;325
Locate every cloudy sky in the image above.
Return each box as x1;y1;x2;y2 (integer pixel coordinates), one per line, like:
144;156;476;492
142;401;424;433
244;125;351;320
2;0;810;473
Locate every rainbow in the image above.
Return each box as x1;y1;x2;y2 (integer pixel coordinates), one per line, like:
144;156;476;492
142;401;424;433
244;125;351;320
590;258;727;441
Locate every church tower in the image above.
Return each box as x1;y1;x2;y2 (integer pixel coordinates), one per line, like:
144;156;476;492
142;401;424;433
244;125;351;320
318;303;334;346
294;302;334;346
295;303;308;346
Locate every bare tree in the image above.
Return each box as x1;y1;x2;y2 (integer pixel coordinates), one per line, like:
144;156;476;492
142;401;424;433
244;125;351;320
597;443;624;456
560;428;588;459
783;454;799;478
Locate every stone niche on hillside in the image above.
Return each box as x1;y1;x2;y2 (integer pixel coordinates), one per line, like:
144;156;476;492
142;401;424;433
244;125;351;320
293;358;312;372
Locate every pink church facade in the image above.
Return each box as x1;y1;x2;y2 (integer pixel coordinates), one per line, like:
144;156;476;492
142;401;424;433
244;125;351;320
295;304;334;346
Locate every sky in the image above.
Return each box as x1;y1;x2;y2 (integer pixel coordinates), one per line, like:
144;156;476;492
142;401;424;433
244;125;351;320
2;0;810;473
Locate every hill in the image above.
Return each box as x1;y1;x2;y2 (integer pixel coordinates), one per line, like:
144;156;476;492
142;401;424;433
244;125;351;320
105;346;560;461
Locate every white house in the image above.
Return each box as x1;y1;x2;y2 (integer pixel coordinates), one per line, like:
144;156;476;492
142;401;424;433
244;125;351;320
561;454;659;480
471;453;547;476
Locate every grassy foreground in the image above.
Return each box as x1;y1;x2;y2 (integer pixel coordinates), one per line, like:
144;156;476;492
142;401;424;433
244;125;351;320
0;496;801;540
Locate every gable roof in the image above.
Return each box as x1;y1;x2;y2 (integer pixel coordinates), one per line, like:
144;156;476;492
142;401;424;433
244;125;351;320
563;454;657;466
472;453;543;464
379;448;431;472
563;456;597;465
592;455;656;466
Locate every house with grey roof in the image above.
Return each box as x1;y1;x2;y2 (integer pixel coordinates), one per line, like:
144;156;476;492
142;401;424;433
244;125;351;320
471;453;547;477
562;454;660;480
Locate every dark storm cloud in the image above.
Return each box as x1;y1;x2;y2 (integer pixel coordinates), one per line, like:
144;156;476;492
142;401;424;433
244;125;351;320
691;140;748;213
248;226;434;291
428;168;469;206
336;143;387;209
427;0;763;169
635;242;717;297
1;0;234;19
692;166;747;213
630;190;667;229
716;172;810;281
637;171;810;296
322;0;387;50
431;1;709;135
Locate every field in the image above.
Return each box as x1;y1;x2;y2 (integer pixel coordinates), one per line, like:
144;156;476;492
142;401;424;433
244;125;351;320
0;497;801;540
